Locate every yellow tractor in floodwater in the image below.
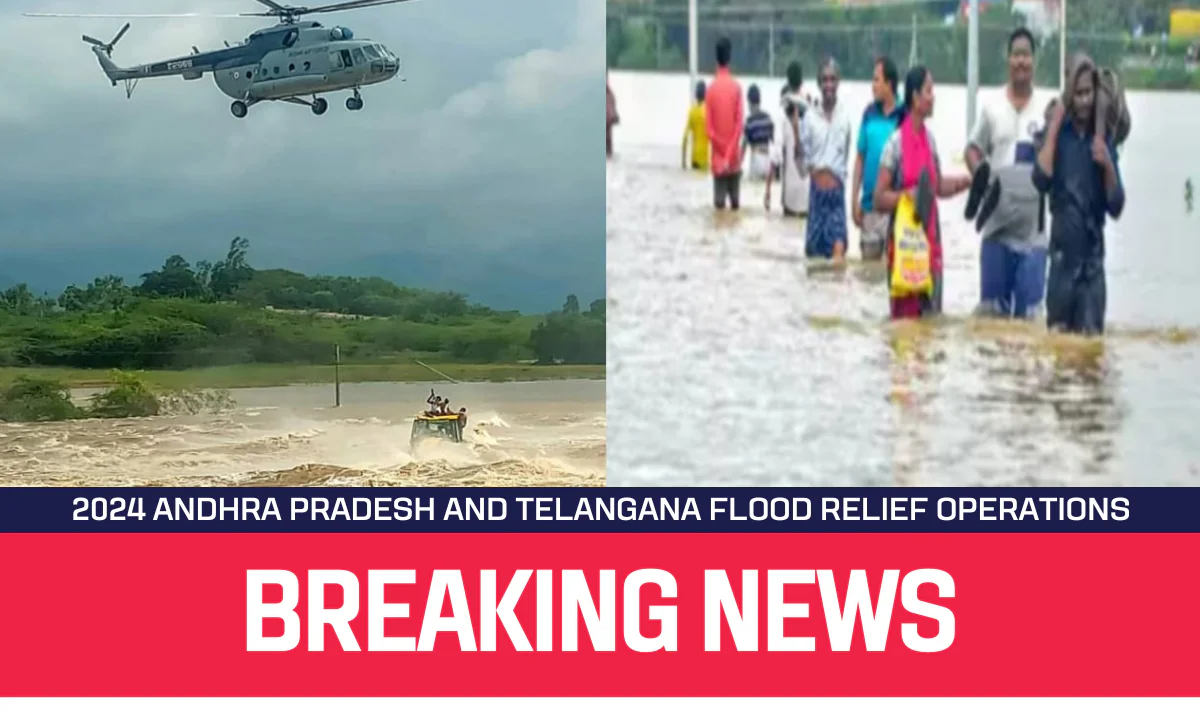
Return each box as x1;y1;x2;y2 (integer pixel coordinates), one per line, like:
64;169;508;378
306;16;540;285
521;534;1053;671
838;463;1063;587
410;414;465;446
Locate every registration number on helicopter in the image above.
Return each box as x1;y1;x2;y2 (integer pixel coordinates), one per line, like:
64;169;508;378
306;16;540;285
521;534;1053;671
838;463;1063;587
167;59;194;71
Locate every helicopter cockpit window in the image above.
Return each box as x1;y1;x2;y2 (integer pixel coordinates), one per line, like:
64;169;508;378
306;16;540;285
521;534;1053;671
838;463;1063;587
340;49;353;67
364;45;381;60
352;48;367;65
330;53;344;69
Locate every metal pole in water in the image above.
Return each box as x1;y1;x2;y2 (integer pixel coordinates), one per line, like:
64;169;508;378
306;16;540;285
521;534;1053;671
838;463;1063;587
655;17;662;70
688;0;698;96
768;17;775;78
967;0;979;140
415;359;459;384
909;13;918;68
333;345;343;408
1059;0;1067;92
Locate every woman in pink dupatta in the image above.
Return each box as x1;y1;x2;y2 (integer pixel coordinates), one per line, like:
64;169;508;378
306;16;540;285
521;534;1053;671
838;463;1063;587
873;66;971;319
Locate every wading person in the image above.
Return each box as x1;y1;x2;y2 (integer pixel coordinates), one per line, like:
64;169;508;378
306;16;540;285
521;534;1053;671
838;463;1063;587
742;84;775;181
1032;53;1125;336
965;27;1049;319
705;37;744;210
800;58;852;260
852;55;902;262
778;61;807;119
764;87;808;218
682;80;710;171
778;60;817;128
873;66;972;319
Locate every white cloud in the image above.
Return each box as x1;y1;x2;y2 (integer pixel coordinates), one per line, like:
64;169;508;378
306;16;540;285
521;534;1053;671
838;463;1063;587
438;0;599;118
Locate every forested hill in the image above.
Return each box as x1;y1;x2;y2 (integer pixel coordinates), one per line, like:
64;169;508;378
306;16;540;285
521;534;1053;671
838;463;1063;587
0;238;604;369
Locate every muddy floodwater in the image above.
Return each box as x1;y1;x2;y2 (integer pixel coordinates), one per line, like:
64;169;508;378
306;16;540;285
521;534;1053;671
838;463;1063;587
0;380;605;487
607;71;1200;486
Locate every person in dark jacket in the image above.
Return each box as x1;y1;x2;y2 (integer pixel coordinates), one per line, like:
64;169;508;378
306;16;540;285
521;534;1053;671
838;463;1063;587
1032;53;1125;336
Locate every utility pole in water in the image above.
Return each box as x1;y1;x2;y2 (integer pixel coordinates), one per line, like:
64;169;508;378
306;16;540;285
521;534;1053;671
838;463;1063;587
909;13;918;68
688;0;698;98
967;0;979;139
1059;0;1068;92
334;344;341;408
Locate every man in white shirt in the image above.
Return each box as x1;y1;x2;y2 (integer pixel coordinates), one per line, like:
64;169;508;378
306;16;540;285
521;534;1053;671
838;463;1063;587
765;86;809;217
800;57;852;261
965;27;1049;318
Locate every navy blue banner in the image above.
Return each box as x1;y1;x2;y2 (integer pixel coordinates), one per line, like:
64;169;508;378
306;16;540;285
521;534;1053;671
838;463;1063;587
0;487;1194;532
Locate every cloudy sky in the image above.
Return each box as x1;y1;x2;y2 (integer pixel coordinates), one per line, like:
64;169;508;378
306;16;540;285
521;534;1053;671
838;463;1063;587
0;0;604;312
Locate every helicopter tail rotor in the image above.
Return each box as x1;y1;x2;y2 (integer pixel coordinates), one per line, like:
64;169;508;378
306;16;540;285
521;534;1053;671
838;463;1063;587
82;22;130;57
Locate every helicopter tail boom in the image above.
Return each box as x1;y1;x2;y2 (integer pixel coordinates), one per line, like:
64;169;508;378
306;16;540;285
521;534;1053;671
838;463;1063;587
83;24;135;85
91;45;130;83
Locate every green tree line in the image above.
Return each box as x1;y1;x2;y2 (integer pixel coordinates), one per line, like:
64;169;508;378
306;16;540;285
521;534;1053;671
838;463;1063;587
0;238;605;369
607;0;1200;90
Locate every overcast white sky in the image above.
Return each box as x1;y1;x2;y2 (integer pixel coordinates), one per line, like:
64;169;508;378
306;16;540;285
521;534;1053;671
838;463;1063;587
0;0;604;312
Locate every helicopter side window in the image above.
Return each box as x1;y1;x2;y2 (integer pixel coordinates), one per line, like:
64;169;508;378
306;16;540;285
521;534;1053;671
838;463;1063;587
303;61;311;71
352;48;367;65
340;49;353;67
329;53;343;69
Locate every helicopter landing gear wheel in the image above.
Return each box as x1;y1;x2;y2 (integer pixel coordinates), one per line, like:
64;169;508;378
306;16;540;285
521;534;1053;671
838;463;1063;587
231;100;248;118
346;96;363;111
312;97;328;116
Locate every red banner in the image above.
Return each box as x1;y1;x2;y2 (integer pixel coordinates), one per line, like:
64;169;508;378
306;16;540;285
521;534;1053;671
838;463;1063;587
1;532;1196;696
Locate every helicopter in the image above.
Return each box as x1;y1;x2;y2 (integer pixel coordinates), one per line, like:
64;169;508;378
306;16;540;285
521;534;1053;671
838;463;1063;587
23;0;414;118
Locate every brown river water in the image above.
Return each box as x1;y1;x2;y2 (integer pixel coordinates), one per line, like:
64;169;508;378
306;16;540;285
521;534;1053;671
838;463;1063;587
606;71;1200;487
0;380;605;487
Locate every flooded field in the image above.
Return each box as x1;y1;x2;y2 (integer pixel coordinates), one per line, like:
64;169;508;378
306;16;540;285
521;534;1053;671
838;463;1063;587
606;71;1200;486
0;379;605;487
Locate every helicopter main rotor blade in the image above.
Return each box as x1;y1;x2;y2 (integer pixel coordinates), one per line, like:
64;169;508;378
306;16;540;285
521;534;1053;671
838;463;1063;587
111;23;131;44
251;0;290;12
299;0;422;16
23;12;258;19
